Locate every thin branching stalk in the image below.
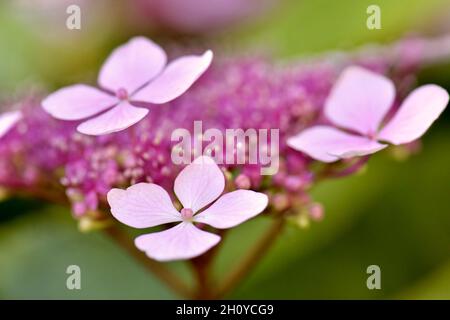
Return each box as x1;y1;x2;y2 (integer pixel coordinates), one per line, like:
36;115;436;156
103;224;193;299
190;229;227;299
14;188;287;299
214;218;286;299
11;189;194;298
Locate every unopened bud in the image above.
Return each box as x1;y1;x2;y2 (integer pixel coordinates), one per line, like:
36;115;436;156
234;174;251;189
308;203;324;221
273;193;290;211
284;176;304;192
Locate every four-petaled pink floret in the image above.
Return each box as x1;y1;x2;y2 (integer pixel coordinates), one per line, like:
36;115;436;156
287;66;449;162
42;36;213;136
107;156;268;261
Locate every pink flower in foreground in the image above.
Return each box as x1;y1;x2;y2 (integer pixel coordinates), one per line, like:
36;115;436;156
287;66;449;162
107;156;268;261
0;111;22;139
42;36;213;136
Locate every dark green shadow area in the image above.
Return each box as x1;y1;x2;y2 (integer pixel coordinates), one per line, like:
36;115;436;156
0;198;47;223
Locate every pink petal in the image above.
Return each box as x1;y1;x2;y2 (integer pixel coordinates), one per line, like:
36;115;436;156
325;66;395;136
0;111;22;138
77;101;148;135
132;50;213;104
194;190;268;229
174;156;224;213
107;183;182;229
134;222;221;261
42;84;118;120
98;37;167;93
287;126;387;163
378;85;449;145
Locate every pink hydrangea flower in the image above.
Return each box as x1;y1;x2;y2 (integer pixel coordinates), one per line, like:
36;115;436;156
107;156;268;261
42;37;213;136
287;66;449;162
0;111;22;138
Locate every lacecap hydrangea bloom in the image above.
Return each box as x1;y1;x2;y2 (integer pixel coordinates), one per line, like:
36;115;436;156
1;56;327;217
0;36;448;224
1;32;449;299
108;156;268;261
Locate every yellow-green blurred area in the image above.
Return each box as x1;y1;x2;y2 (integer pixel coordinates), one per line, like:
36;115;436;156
1;0;450;299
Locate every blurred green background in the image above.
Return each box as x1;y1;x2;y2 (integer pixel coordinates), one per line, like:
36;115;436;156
1;0;450;299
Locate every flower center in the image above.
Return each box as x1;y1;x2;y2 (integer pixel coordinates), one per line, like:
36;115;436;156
116;88;129;100
180;208;194;221
367;130;377;140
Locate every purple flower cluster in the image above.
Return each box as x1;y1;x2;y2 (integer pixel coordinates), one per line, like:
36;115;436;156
0;39;434;219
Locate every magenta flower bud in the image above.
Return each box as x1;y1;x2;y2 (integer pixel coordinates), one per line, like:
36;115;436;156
284;176;304;192
234;174;251;189
308;203;324;221
23;166;38;185
72;202;86;217
272;172;286;186
272;193;290;211
85;191;99;211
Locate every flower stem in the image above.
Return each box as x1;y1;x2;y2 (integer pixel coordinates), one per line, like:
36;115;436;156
191;259;212;299
190;230;227;299
214;218;286;299
103;224;193;299
14;187;286;299
12;188;194;298
316;155;369;181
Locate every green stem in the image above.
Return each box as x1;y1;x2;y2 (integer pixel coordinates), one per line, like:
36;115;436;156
214;218;286;299
190;230;227;299
14;188;194;298
103;224;193;299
